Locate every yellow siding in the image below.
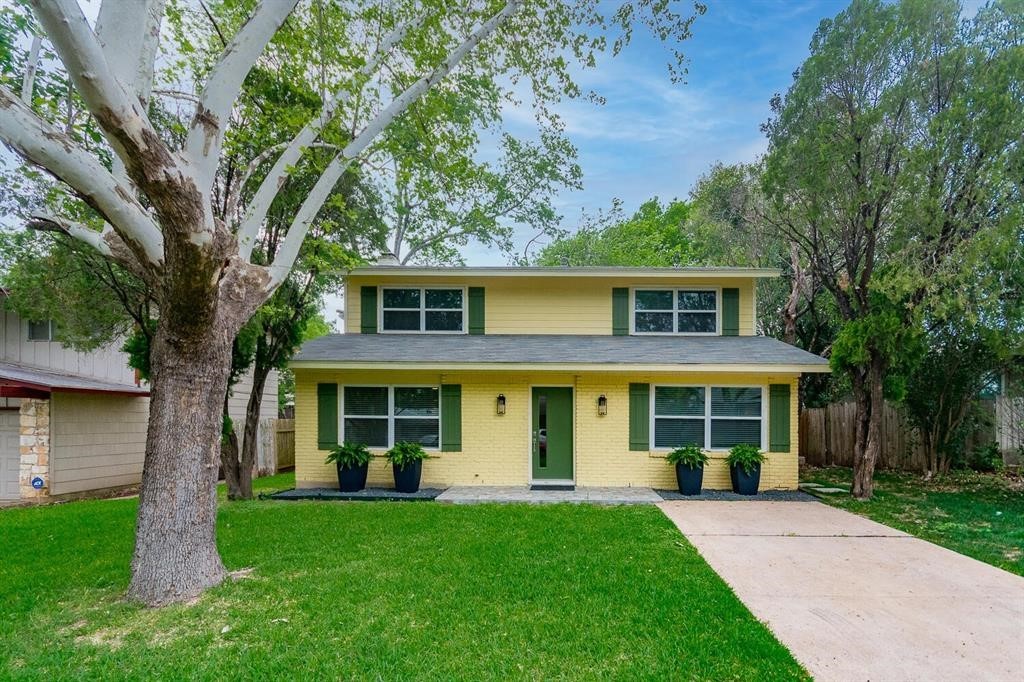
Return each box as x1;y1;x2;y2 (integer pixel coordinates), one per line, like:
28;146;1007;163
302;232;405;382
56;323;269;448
294;369;799;491
345;275;757;336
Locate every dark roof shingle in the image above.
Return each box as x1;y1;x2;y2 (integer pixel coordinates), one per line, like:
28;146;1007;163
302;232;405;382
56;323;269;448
292;334;829;368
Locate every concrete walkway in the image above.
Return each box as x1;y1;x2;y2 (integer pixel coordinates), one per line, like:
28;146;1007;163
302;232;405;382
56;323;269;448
436;486;662;505
659;501;1024;682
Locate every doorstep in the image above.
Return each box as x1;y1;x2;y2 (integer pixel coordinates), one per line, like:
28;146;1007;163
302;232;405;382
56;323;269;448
436;486;662;505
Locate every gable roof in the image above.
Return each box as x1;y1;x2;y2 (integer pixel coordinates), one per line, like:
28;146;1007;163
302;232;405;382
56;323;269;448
349;266;781;278
291;334;829;373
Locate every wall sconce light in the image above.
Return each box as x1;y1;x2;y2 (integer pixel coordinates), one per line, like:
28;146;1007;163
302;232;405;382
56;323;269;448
496;393;506;416
597;394;608;416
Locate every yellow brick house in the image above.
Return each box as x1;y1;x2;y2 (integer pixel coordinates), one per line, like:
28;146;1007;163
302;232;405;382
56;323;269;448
291;266;829;491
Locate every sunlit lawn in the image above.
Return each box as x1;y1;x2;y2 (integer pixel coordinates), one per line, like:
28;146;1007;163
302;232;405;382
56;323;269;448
804;467;1024;577
0;473;806;680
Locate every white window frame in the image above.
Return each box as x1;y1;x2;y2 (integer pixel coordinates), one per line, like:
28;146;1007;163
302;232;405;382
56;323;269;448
26;319;56;342
378;286;467;334
339;384;441;451
630;287;721;336
650;384;766;452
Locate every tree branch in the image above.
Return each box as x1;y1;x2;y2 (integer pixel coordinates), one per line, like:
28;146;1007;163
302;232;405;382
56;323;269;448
29;0;171;185
183;0;299;189
27;214;112;258
20;35;42;104
265;1;524;288
0;86;164;266
225;142;343;221
236;12;429;260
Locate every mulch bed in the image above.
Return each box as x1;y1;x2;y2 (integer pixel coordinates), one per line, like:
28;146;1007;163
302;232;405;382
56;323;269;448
656;489;818;502
268;487;445;502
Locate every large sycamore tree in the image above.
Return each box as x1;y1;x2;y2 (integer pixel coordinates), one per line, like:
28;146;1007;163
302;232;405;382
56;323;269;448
0;0;704;605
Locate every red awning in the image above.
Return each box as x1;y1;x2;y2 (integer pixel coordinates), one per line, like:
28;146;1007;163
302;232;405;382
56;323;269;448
0;363;149;398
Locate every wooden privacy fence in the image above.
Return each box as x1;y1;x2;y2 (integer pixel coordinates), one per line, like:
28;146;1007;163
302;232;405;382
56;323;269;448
996;395;1023;465
800;401;929;470
800;400;1010;471
254;418;295;476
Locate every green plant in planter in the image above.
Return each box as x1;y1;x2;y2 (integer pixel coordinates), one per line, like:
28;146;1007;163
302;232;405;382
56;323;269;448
726;443;765;474
386;441;429;470
666;445;709;468
325;442;372;469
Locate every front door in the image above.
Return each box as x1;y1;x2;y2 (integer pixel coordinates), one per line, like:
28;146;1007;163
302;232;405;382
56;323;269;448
531;387;573;482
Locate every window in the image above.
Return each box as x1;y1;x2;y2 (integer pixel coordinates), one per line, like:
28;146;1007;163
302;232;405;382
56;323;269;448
381;287;464;333
27;319;56;342
652;385;763;450
342;386;440;449
634;289;717;334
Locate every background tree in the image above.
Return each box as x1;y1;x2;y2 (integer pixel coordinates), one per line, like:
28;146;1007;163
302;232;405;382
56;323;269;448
0;0;706;605
762;0;1022;498
536;198;694;266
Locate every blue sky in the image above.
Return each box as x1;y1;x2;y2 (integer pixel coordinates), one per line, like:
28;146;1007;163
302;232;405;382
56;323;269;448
465;0;858;265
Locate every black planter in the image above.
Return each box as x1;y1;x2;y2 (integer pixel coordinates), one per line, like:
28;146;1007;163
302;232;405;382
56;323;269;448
336;461;369;492
392;460;423;493
674;463;704;496
730;463;761;495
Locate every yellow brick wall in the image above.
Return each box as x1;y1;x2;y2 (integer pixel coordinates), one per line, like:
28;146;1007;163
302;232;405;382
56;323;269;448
345;275;757;336
294;369;800;490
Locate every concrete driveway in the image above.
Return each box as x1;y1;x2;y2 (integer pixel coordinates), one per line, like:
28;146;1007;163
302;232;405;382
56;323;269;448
659;501;1024;682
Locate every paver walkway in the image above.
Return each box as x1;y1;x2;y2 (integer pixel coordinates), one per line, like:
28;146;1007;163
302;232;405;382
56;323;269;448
660;501;1024;682
436;486;662;504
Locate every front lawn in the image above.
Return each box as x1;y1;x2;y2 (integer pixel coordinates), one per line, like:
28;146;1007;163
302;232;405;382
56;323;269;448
804;467;1024;577
0;474;805;680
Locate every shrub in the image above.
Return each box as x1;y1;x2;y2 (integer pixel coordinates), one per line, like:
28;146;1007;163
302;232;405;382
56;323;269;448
325;442;372;469
726;444;765;474
666;445;709;468
967;441;1003;473
386;441;429;470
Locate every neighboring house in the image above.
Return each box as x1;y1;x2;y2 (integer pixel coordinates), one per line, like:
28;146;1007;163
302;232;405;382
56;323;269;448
290;266;829;490
0;292;278;501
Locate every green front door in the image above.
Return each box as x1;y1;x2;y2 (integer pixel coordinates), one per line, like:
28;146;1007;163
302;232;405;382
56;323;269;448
531;387;573;481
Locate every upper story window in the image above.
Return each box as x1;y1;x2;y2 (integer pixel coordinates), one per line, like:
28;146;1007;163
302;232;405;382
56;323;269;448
381;287;464;333
633;289;718;334
27;319;56;342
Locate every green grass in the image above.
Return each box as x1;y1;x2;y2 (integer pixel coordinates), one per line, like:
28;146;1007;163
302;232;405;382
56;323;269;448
804;467;1024;577
0;473;805;680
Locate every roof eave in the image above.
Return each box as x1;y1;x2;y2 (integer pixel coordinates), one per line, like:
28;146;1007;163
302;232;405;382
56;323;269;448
348;266;781;279
289;360;830;373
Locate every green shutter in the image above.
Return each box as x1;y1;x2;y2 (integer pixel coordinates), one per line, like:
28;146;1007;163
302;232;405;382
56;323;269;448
722;288;739;336
360;286;378;334
769;383;791;452
468;287;485;335
612;288;629;335
629;383;650;451
317;383;339;450
441;384;462;452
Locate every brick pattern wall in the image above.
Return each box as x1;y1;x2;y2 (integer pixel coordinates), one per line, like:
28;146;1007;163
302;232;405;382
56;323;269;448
19;398;49;498
295;369;800;490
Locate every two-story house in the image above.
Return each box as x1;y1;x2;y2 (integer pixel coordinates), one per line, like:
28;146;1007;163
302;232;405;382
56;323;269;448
0;290;278;501
290;266;830;491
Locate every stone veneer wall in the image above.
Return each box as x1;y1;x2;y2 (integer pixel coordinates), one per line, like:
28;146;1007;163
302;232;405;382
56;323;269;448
19;398;49;498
